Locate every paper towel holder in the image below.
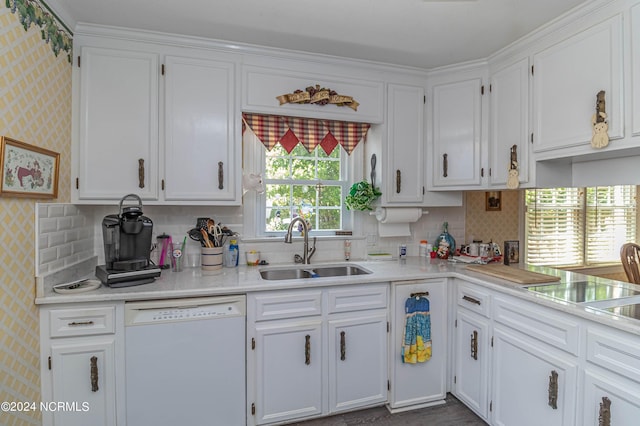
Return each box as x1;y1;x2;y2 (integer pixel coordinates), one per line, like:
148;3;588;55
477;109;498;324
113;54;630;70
369;209;429;216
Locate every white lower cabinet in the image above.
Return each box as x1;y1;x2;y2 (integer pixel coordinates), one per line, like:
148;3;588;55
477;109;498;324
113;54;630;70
388;279;448;410
328;313;388;413
582;369;640;426
49;339;117;426
454;308;490;420
40;303;123;426
491;326;578;426
247;284;389;425
253;319;324;424
580;325;640;426
491;295;579;426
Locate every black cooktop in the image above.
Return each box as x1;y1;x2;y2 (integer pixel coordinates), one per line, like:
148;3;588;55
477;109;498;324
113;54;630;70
603;303;640;320
526;280;640;303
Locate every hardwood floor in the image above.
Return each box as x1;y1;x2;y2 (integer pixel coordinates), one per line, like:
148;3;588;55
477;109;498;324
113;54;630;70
293;394;487;425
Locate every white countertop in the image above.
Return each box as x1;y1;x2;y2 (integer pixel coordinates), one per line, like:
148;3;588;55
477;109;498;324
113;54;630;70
35;257;640;336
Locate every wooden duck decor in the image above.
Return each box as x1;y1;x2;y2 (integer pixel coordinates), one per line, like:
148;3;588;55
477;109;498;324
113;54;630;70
591;90;609;149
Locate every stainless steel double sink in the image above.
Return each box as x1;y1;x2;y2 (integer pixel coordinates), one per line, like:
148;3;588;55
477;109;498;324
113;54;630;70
259;263;372;281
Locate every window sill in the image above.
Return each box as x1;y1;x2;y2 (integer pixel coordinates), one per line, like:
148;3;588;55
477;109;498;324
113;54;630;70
241;234;365;243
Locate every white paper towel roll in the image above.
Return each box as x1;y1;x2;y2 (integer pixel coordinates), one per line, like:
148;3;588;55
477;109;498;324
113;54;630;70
374;207;424;237
375;207;423;224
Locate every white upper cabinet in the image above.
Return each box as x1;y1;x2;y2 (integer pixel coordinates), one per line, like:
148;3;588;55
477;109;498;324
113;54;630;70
489;58;530;188
532;14;623;158
429;67;486;189
163;56;237;202
72;31;241;205
76;47;159;201
632;4;640;137
384;83;425;204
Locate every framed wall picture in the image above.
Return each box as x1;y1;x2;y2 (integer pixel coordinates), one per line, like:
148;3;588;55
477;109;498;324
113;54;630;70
485;191;501;211
504;240;520;265
0;136;60;198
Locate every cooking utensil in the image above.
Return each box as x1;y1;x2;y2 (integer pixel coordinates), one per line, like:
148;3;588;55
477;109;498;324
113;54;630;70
201;228;213;248
370;154;377;188
209;224;222;247
188;228;204;245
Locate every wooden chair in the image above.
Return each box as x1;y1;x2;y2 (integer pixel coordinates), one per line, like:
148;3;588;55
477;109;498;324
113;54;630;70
620;243;640;284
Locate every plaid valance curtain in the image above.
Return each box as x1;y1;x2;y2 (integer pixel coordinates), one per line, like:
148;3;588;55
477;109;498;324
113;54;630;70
242;113;370;155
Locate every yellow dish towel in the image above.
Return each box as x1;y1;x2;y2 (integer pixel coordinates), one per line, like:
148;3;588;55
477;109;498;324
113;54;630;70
401;296;432;364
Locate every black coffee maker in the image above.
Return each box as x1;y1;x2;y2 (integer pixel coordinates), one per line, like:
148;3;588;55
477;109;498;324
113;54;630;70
95;194;161;287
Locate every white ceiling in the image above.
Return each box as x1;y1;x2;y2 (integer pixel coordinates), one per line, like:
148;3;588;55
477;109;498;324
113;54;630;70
50;0;588;69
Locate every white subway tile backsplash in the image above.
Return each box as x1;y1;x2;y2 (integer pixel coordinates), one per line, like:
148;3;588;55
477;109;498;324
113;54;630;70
47;204;65;218
40;247;58;264
40;218;57;233
65;229;79;243
57;216;73;231
64;204;79;216
48;231;66;247
36;201;466;274
58;243;73;259
36;203;95;276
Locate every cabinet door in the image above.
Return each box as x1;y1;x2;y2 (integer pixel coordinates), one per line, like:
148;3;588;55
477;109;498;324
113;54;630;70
582;369;640;426
164;56;238;202
388;279;447;410
328;312;388;413
489;58;529;187
385;83;424;204
454;308;490;420
632;4;640;137
253;320;323;425
49;338;116;426
431;78;483;188
77;47;159;200
492;326;578;426
532;14;623;154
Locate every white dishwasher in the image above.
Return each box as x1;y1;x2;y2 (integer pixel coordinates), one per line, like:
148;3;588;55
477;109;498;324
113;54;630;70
125;295;246;426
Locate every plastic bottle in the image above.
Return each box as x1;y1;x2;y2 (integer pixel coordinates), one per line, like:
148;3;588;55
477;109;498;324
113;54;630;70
228;239;239;267
419;240;428;257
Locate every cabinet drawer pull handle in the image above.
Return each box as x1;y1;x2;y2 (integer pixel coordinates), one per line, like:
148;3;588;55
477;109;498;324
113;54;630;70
340;331;346;361
443;153;448;177
305;334;311;365
548;370;558;409
470;330;478;360
396;170;401;193
599;396;611;426
68;321;95;327
218;161;224;190
462;295;481;305
90;356;99;392
138;158;145;189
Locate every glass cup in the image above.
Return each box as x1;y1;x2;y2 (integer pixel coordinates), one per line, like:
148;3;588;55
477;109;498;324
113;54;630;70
245;251;260;266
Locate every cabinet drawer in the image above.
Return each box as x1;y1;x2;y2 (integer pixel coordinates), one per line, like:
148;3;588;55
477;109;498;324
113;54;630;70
251;290;322;321
48;306;116;338
493;296;580;355
327;284;388;314
457;284;491;317
587;327;640;384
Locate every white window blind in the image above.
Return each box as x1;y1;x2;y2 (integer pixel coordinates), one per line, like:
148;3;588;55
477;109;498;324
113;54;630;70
585;186;636;264
525;186;637;267
525;188;584;266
